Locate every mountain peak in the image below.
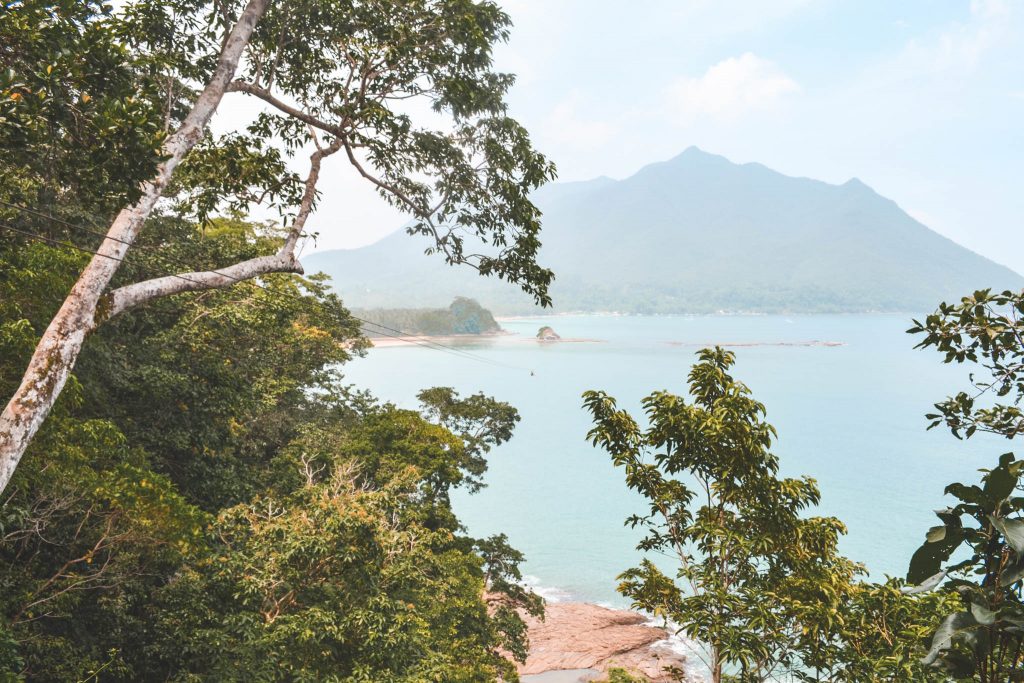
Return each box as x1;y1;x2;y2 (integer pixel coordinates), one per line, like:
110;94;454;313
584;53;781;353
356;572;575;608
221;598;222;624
840;176;882;198
671;146;728;165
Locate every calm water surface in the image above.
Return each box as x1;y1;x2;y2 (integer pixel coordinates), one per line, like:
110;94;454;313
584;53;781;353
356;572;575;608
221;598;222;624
342;315;1001;606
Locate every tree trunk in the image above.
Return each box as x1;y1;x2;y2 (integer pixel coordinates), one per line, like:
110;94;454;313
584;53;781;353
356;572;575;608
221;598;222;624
0;0;272;495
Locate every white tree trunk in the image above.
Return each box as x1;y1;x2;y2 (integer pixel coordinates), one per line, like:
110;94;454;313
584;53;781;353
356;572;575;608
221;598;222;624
0;0;272;495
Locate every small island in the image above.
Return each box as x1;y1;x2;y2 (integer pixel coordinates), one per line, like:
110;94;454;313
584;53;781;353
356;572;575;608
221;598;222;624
536;325;561;341
356;297;503;339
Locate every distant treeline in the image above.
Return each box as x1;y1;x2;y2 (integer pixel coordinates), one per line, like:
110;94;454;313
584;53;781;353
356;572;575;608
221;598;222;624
355;297;502;337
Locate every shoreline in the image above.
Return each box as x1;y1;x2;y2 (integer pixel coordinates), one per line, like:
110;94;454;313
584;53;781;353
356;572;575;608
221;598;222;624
366;331;511;348
367;333;605;348
366;334;843;349
517;601;693;682
495;310;918;321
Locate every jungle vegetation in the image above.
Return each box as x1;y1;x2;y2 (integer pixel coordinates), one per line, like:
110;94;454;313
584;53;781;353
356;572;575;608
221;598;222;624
3;1;1024;681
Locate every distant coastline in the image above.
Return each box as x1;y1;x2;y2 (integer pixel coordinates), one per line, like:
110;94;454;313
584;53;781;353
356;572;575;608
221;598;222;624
495;310;916;320
368;330;510;348
367;332;606;348
665;339;845;348
365;329;845;349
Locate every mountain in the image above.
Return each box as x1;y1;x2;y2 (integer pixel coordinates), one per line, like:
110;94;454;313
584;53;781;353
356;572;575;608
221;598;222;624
304;147;1024;314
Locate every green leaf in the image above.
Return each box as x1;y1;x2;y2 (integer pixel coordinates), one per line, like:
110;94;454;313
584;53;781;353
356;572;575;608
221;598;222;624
923;611;976;666
1000;557;1024;586
970;602;997;625
991;516;1024;553
983;453;1019;502
908;527;965;584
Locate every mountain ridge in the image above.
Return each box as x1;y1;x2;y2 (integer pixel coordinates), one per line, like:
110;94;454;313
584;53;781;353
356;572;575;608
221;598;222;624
305;148;1023;315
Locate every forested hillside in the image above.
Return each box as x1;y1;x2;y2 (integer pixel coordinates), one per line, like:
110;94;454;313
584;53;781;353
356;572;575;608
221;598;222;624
357;297;503;337
0;0;546;678
0;220;542;679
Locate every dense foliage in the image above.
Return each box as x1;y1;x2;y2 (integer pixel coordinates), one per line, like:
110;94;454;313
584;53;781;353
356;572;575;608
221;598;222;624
901;290;1024;681
0;222;539;680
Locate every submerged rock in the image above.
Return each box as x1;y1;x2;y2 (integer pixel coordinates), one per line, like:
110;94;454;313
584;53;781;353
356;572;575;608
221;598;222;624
518;602;689;681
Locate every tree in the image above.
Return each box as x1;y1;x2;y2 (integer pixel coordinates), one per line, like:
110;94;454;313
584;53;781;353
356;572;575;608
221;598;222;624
909;289;1024;440
0;0;555;494
0;0;166;217
417;386;519;493
806;580;956;682
902;289;1024;680
904;454;1024;680
147;463;532;681
583;347;860;682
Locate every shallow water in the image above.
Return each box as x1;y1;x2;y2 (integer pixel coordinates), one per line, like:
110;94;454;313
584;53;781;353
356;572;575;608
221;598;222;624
342;314;1002;605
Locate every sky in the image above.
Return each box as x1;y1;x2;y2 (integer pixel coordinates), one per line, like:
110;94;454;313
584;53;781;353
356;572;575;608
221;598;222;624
214;0;1024;273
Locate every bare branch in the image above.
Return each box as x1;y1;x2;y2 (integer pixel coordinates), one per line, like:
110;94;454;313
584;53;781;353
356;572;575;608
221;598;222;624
340;137;424;215
226;81;345;137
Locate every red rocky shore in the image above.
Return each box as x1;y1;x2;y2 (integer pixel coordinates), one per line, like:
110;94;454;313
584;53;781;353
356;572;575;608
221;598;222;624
517;602;691;681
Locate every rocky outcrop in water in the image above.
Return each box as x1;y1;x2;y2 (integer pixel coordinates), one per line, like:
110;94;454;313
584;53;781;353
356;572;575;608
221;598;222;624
537;326;561;341
518;602;689;681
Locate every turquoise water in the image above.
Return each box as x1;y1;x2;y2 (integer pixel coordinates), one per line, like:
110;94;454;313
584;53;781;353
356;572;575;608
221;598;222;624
342;314;1002;606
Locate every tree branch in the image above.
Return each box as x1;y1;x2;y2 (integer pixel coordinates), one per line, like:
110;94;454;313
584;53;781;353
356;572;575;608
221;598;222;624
104;135;342;320
226;81;345;137
340;136;426;216
104;252;303;319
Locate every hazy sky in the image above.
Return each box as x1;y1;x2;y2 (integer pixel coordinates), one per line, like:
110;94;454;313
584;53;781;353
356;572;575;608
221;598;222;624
214;0;1024;273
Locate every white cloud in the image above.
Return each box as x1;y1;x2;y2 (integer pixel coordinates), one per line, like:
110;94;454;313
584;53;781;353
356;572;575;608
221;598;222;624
892;0;1011;77
663;53;800;123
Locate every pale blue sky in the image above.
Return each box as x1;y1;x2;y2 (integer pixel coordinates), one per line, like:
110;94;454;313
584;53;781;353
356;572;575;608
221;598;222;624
233;1;1024;273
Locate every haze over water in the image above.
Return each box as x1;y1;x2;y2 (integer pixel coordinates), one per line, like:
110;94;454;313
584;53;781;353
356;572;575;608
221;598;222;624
343;314;1002;606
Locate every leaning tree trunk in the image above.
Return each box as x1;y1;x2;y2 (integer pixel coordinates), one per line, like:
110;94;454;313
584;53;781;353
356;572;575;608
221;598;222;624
0;0;272;495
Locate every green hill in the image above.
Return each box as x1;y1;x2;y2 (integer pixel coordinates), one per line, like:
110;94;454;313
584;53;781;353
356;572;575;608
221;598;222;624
355;297;502;337
306;147;1024;314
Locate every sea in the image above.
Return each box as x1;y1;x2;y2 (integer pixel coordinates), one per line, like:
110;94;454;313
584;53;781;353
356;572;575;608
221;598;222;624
342;314;1004;608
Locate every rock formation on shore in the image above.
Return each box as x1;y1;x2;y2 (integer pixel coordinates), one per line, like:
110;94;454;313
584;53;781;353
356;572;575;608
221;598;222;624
519;602;689;681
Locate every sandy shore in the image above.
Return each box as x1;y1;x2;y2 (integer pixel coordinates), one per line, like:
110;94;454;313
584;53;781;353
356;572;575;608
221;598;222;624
366;332;510;348
367;333;604;348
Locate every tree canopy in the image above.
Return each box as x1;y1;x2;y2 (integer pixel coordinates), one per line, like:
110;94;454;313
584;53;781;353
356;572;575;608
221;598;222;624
1;216;539;680
0;0;555;495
